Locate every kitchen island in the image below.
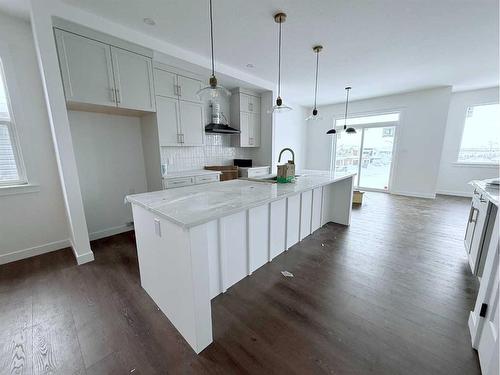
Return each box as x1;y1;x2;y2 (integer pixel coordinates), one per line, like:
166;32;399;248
126;171;355;353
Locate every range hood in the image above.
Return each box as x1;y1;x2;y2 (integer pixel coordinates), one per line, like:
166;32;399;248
205;101;241;134
205;123;241;134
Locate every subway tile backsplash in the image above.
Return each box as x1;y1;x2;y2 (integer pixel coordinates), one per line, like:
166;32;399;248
161;134;253;172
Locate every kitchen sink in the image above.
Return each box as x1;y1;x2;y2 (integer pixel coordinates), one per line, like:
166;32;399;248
251;175;301;183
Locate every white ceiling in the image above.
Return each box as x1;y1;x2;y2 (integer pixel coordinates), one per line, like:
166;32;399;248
2;0;499;106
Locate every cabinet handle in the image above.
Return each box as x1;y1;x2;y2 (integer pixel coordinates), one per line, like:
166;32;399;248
471;208;478;223
181;134;185;143
178;85;182;97
116;88;121;104
249;103;253;112
110;88;116;102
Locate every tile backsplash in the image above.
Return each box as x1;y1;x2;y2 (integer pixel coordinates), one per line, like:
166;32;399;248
161;134;253;173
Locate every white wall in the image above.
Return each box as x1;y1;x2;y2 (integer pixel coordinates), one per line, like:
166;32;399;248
0;13;70;264
273;101;308;172
68;111;148;240
436;87;499;196
305;87;452;198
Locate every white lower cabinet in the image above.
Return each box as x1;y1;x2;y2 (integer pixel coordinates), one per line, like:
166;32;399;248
248;205;270;273
286;194;301;249
300;190;313;240
163;172;220;190
270;199;287;260
311;187;323;232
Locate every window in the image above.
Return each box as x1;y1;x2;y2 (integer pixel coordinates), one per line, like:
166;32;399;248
458;103;500;164
0;58;25;186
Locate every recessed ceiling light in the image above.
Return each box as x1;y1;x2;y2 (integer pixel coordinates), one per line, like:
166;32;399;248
143;18;156;26
246;63;255;68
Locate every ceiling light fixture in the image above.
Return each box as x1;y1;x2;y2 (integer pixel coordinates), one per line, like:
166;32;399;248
270;12;292;113
306;45;323;121
196;0;231;99
143;18;156;26
327;87;357;135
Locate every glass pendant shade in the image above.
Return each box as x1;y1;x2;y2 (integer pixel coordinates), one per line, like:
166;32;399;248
196;76;231;99
269;96;293;113
306;108;323;121
197;0;230;100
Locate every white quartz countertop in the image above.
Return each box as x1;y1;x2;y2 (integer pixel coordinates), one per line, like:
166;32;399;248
163;169;221;179
471;179;499;206
127;171;355;228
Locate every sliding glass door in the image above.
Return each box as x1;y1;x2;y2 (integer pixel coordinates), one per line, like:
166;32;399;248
333;113;398;192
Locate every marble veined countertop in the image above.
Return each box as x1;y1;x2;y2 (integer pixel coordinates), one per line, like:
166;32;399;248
126;170;355;228
163;169;221;179
471;179;499;206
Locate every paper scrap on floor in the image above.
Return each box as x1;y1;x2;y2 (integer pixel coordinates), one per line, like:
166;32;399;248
281;271;294;278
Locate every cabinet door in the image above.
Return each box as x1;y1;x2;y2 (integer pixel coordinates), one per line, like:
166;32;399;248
55;30;115;107
179;100;204;146
239;112;251;147
154;69;178;99
111;47;155;111
177;75;202;103
156;96;181;146
240;93;261;113
250;112;260;147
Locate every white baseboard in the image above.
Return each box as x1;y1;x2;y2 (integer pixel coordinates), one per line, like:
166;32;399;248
89;224;134;241
436;190;472;198
391;190;436;199
0;239;71;265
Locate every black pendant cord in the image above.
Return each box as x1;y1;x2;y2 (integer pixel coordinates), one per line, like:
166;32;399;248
209;0;215;78
313;50;319;110
277;19;282;99
343;87;351;129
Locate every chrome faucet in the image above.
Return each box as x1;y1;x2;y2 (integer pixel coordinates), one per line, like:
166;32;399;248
278;148;295;163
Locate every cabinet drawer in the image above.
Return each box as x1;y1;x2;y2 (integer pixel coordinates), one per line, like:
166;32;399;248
195;174;220;184
247;167;270;178
164;177;194;189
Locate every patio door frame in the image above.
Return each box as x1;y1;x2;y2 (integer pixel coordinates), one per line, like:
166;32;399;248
330;114;401;193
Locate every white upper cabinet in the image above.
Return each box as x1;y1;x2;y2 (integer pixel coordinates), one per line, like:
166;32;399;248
177;75;202;103
111;47;155;111
55;29;155;113
154;67;205;147
55;29;116;107
230;89;261;148
154;69;177;99
156;96;181;146
179;101;204;146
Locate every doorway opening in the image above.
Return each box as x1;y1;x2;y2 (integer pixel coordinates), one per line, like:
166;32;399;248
331;112;399;192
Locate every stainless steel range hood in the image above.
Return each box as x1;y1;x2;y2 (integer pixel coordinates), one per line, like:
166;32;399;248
205;101;241;134
205;123;241;134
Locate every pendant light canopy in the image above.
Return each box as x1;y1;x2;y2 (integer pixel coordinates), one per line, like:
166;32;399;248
196;0;231;99
327;86;357;134
306;45;323;121
270;12;292;113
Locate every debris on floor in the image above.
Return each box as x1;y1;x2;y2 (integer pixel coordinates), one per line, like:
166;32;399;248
281;271;294;278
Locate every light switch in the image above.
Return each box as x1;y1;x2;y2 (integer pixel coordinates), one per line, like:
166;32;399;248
154;218;161;237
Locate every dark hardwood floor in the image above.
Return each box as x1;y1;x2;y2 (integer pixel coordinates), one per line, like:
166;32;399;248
0;192;481;374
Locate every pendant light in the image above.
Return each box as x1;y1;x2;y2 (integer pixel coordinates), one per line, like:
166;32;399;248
196;0;231;99
343;87;357;134
327;86;357;134
270;12;292;113
306;45;323;121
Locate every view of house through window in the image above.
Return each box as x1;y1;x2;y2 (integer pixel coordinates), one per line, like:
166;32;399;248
0;58;25;185
457;103;500;164
333;113;399;191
